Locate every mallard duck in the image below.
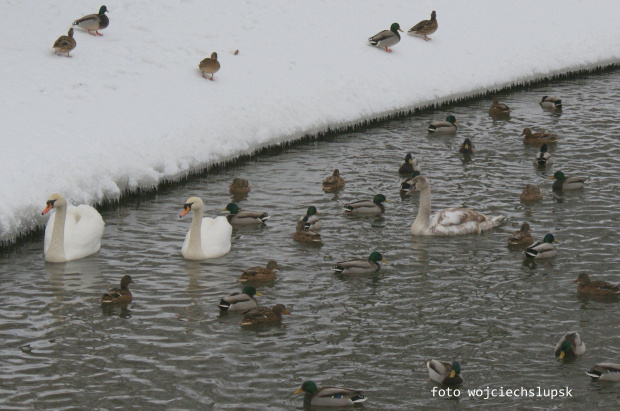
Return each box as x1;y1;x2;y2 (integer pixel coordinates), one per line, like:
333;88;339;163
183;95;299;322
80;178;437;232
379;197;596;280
524;234;557;258
459;138;475;154
488;97;510;116
400;171;421;195
408;176;503;236
300;206;321;231
322;169;345;192
368;23;403;53
555;332;586;359
223;203;269;225
399;153;421;174
534;144;552;166
574;274;620;296
586;363;620;381
427;360;463;386
239;304;292;326
428;116;458;133
218;286;262;312
332;252;386;274
199;52;220;80
53;28;76;57
344;194;388;215
408;10;438;41
520;184;543;203
293;220;322;244
294;381;366;407
521;128;559;146
237;260;279;283
229;178;250;195
549;171;587;191
73;5;109;36
101;275;133;306
540;96;562;109
507;222;534;247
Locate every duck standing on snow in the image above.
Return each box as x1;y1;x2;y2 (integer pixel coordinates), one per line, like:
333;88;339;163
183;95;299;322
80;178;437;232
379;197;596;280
586;364;620;381
408;10;438;41
540;96;562;109
555;332;585;359
53;28;76;57
428;116;458;133
344;194;388;215
101;275;133;306
368;23;403;53
199;52;220;80
534;144;552;166
488;97;510;117
322;169;345;192
180;197;232;260
427;360;463;386
223;203;269;225
399;153;421;174
332;252;386;274
73;5;109;36
408;176;503;236
549;171;587;191
573;273;620;296
42;193;105;263
524;234;557;259
294;381;366;407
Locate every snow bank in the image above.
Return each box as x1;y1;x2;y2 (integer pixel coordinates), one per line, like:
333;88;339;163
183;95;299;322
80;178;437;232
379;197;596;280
1;0;619;243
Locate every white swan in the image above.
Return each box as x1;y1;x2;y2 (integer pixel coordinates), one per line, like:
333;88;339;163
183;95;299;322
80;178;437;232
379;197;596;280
180;197;232;260
42;193;105;263
408;176;503;236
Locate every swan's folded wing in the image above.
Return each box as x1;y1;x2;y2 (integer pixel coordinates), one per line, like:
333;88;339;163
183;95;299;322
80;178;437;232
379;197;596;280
201;216;232;258
64;205;105;260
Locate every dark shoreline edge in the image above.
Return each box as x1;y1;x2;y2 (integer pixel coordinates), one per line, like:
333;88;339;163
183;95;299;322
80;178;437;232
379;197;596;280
1;64;617;252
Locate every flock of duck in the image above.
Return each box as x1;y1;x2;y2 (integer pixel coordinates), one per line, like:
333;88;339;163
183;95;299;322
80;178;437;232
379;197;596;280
44;6;619;407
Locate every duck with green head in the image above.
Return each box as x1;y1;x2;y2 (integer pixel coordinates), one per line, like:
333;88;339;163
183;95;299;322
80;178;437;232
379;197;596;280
344;194;388;214
399;153;421;175
332;251;386;274
428;116;458;133
299;206;321;231
218;286;262;312
368;23;403;53
223;203;269;225
73;5;109;36
294;381;366;407
524;234;557;259
555;332;585;359
427;360;463;386
549;171;587;191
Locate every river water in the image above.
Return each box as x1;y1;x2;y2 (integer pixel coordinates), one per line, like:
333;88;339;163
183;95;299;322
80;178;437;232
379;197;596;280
1;69;619;409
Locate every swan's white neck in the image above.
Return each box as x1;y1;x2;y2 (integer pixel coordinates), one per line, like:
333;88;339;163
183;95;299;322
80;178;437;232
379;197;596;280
46;205;66;262
411;185;432;235
186;205;205;259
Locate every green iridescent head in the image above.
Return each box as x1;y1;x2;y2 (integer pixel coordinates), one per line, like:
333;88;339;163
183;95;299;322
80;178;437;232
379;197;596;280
390;23;402;33
373;194;387;204
296;381;318;395
542;234;556;243
446;115;458;125
98;5;108;15
553;171;566;181
306;206;318;216
368;251;385;263
225;203;240;214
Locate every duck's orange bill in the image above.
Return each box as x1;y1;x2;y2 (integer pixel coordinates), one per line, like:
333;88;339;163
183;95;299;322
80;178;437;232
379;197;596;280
294;387;303;394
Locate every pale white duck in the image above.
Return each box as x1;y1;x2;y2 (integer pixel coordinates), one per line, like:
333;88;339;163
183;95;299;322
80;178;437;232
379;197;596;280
408;176;502;236
42;193;105;263
180;196;232;260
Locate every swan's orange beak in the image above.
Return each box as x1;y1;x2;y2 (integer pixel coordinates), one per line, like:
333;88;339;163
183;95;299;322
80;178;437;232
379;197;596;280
42;203;53;215
180;205;190;218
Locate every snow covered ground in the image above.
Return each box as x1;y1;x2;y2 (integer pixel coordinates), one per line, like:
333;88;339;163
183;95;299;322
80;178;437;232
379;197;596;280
1;0;619;243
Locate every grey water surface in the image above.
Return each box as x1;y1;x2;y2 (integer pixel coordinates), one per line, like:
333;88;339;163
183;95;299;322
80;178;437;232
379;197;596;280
1;70;620;410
